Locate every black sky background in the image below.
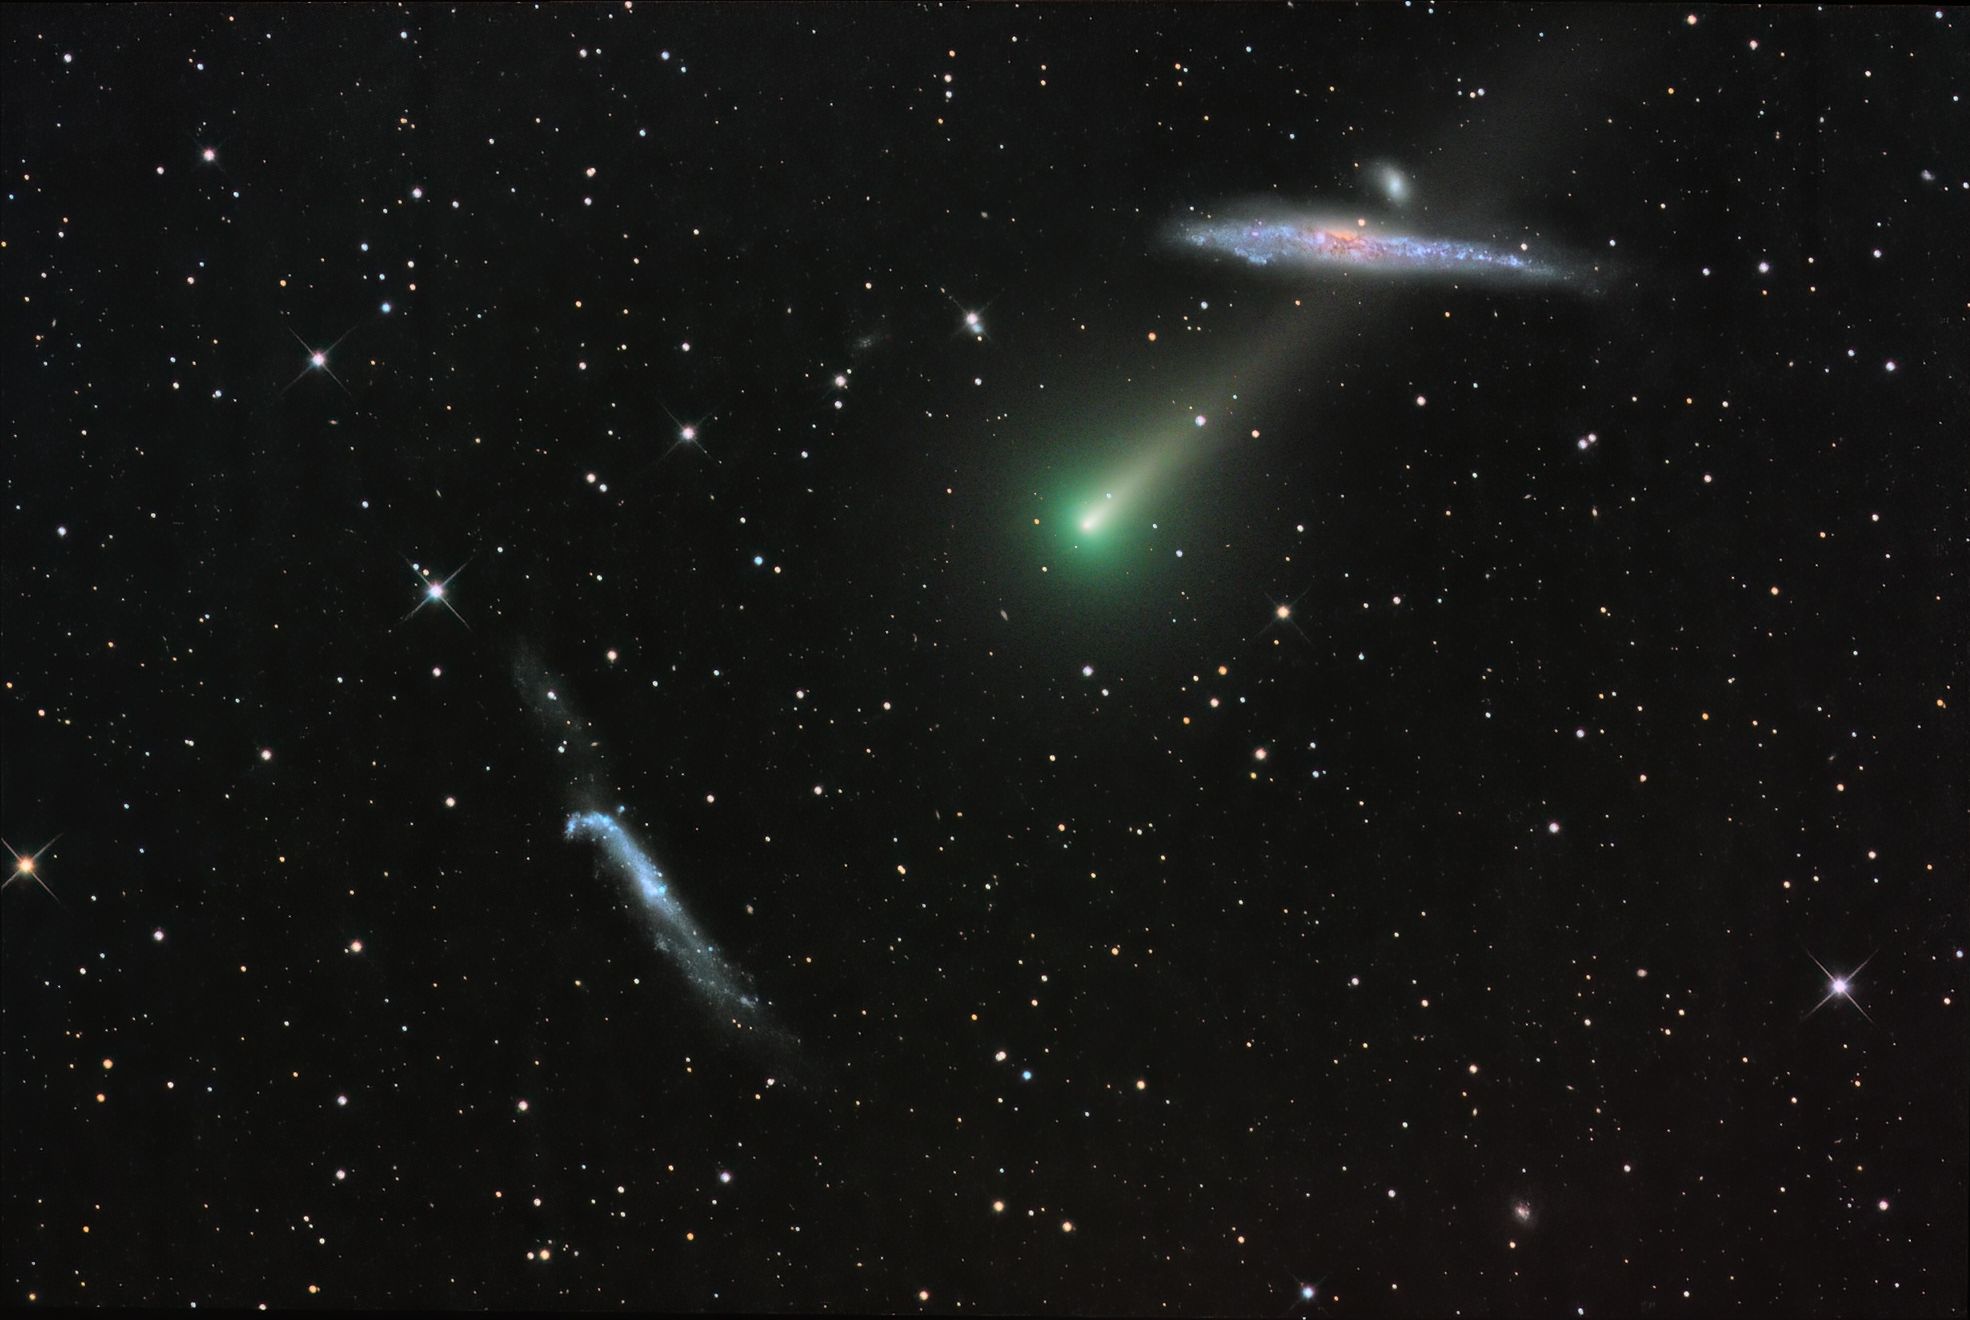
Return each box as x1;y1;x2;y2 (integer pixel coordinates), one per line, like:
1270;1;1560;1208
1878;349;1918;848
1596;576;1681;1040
3;4;1965;1314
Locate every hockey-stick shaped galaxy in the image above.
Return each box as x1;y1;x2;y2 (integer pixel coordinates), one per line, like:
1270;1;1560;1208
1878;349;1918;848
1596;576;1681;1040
565;810;763;1020
514;651;776;1034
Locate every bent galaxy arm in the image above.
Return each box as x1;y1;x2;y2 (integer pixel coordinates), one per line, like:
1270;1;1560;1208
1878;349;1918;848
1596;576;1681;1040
566;811;762;1017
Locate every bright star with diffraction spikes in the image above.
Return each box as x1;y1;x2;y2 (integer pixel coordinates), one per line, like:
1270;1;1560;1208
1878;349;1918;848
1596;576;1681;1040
1805;950;1875;1023
3;836;64;905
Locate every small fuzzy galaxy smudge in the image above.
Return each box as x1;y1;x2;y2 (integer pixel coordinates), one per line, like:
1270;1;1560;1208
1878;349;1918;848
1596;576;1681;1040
1172;214;1559;280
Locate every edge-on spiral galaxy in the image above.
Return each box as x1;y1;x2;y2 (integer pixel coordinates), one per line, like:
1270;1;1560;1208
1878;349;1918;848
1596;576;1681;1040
1172;212;1559;280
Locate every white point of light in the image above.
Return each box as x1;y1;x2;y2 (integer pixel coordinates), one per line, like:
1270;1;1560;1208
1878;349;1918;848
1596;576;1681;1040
1807;951;1875;1022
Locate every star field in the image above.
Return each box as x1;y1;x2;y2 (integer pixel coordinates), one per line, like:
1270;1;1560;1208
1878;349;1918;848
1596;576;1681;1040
2;5;1966;1315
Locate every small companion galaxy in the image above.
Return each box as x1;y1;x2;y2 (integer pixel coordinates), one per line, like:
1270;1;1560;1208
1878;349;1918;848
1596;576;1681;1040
3;5;1965;1315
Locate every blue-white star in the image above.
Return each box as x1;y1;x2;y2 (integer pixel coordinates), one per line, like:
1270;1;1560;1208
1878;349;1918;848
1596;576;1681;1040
1806;951;1874;1023
284;325;356;396
400;557;473;629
